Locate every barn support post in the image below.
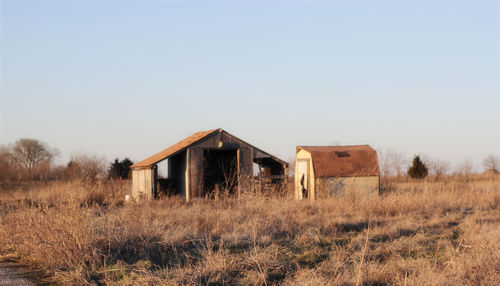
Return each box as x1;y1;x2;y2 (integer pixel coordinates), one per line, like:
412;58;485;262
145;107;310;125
185;148;191;202
152;165;158;199
237;148;241;199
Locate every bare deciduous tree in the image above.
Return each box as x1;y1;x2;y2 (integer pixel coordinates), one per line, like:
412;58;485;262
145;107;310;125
377;149;391;176
378;149;407;176
482;154;499;173
0;146;14;166
455;159;474;176
419;155;450;177
11;138;57;169
67;153;107;180
0;145;18;180
287;157;295;177
429;160;450;176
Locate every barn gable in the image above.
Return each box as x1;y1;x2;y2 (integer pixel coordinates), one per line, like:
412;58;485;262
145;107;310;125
131;129;218;168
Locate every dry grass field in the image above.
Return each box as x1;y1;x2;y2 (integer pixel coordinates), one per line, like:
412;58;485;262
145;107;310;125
0;175;499;285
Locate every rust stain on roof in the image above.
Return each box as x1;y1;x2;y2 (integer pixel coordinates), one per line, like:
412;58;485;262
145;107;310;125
297;145;379;177
131;129;219;168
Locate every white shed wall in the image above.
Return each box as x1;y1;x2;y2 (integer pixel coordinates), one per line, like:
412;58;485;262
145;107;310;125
295;149;315;200
316;176;379;199
131;168;154;200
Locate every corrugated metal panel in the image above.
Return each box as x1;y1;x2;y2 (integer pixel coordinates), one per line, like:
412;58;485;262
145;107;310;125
297;145;380;178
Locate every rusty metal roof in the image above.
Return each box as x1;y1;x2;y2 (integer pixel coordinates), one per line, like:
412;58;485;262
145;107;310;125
131;129;219;168
297;145;379;177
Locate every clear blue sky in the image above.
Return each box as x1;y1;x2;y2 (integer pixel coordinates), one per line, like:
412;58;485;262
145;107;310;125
1;0;499;170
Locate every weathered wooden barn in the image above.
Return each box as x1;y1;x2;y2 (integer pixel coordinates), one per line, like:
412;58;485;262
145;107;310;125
295;145;380;200
131;128;288;200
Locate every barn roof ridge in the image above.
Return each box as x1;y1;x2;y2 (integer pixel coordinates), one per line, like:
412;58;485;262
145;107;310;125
131;128;287;168
131;129;220;168
218;129;288;166
297;145;375;153
298;144;371;147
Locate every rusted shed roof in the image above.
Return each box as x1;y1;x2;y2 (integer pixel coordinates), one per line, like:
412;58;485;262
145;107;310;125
131;129;219;168
297;145;379;177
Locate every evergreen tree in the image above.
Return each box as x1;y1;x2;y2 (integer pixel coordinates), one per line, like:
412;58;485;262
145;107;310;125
407;155;428;179
108;158;133;179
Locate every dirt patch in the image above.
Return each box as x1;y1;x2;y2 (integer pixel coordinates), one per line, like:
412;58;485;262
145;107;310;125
0;262;35;286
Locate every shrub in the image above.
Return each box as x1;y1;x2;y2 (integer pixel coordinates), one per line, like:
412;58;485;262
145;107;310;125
407;155;428;179
108;158;134;179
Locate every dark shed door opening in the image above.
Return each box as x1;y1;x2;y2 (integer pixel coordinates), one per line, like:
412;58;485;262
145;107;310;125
202;149;238;198
157;150;187;198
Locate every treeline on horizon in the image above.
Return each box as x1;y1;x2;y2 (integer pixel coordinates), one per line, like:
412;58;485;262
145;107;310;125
0;138;133;182
0;138;499;183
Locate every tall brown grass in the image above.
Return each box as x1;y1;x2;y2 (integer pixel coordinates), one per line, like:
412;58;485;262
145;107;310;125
0;175;499;285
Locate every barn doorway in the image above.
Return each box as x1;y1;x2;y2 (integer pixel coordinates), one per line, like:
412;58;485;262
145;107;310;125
202;149;238;198
156;150;187;198
297;159;309;200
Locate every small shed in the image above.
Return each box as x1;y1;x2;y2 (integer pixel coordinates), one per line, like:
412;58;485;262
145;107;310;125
131;128;288;200
295;145;380;200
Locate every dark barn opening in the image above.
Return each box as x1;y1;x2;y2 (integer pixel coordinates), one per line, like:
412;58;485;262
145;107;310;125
155;150;186;198
156;178;173;198
202;149;237;197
